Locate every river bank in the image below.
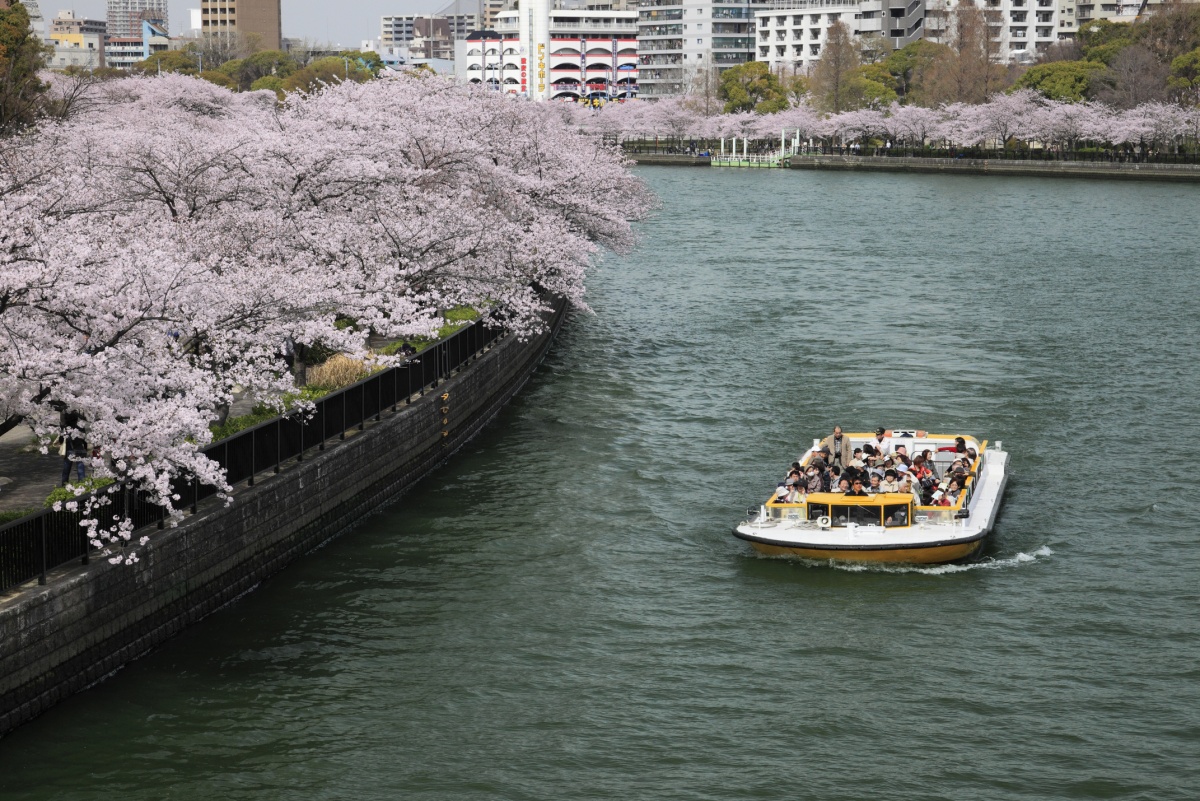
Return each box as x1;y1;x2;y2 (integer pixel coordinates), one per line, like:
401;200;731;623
626;151;1200;181
0;301;566;737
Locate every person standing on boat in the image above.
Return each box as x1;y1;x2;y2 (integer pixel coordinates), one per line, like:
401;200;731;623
871;427;894;456
821;426;852;468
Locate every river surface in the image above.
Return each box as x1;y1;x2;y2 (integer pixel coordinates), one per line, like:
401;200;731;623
2;168;1199;800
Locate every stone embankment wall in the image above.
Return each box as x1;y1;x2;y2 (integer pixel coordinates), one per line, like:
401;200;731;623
0;301;566;737
787;155;1200;182
629;154;712;166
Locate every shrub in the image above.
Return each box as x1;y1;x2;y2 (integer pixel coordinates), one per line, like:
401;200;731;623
306;354;369;391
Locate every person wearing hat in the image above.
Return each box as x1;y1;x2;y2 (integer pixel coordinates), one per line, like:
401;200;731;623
872;426;894;456
820;425;852;468
865;455;886;480
843;457;867;486
880;469;900;493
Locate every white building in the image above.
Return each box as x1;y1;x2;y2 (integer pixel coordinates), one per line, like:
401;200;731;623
455;1;639;102
926;0;1060;63
48;30;104;69
637;0;770;98
754;0;925;74
382;13;480;49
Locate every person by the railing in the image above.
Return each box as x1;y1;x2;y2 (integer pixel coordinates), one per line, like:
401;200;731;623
58;411;87;487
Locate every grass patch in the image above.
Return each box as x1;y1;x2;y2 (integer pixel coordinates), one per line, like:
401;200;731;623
0;508;39;524
378;307;480;356
210;385;329;442
45;477;116;508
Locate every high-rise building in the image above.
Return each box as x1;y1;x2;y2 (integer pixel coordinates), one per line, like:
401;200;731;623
637;0;770;98
1;0;47;38
106;0;167;38
200;0;281;50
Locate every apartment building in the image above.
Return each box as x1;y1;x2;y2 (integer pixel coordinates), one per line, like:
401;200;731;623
49;10;107;67
754;0;924;73
200;0;281;50
637;0;771;98
106;0;166;37
926;0;1059;62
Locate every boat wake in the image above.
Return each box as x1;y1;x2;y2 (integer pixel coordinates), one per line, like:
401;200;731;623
793;545;1054;574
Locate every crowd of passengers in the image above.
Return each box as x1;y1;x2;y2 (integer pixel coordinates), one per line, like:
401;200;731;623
772;426;978;508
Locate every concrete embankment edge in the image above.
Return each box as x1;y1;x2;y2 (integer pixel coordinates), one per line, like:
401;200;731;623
786;156;1200;182
0;299;568;737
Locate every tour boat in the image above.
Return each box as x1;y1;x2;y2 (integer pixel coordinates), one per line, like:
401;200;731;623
733;431;1008;564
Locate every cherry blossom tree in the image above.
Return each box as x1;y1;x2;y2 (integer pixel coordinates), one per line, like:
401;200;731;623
0;73;651;560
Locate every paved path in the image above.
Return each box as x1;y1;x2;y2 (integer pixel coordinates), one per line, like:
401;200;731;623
0;391;262;517
0;426;63;516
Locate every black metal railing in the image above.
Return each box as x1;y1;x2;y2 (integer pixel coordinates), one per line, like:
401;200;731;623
0;317;505;593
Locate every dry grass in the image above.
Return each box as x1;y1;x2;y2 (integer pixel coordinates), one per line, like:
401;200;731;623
307;354;369;391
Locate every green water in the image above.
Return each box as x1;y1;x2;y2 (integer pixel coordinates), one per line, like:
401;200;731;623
2;168;1198;800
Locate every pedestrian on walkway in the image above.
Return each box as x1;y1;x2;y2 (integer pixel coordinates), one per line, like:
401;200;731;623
59;411;87;486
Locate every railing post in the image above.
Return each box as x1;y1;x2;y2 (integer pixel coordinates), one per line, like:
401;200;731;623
191;475;198;514
319;398;327;451
275;418;281;474
340;392;346;441
392;366;398;412
38;515;47;586
359;383;365;431
376;374;382;421
248;432;255;487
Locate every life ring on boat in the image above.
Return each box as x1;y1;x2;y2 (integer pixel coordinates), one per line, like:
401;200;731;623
817;515;832;530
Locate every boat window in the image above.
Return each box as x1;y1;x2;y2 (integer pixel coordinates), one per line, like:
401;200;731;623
883;503;910;527
830;505;882;527
807;503;828;521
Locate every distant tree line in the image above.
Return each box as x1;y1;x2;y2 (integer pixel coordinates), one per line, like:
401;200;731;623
694;0;1200;114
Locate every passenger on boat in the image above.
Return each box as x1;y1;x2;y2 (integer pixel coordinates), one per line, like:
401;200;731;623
919;450;939;478
828;464;843;488
820;426;852;468
867;474;884;494
910;455;935;487
939;436;968;455
843;458;867;486
879;470;900;492
884;508;908;527
844;478;869;497
946;478;963;503
805;466;824;494
871;427;894;456
780;481;804;503
835;477;852;493
894;445;910;462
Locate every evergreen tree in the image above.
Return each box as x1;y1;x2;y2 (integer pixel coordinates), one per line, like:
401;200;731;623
0;2;49;136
